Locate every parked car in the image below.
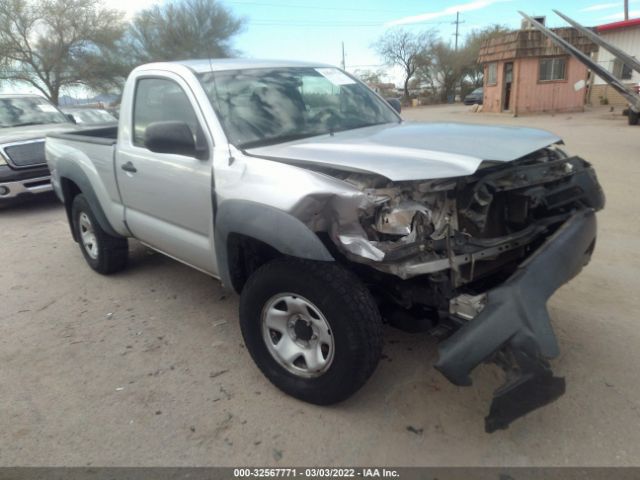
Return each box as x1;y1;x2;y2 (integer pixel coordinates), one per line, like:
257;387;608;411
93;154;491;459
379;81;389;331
384;97;402;113
46;59;604;432
61;107;117;125
463;87;484;105
0;94;75;203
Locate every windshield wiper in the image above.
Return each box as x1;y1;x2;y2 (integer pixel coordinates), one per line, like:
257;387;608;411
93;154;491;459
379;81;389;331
7;122;42;128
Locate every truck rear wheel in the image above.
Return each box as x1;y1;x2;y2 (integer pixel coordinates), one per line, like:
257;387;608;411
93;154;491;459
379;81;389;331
71;194;128;274
629;109;639;125
239;257;383;405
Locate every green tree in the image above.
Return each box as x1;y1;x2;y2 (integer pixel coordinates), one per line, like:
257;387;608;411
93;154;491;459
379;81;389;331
413;25;511;103
461;25;511;87
126;0;245;64
425;41;467;103
0;0;127;104
374;29;437;99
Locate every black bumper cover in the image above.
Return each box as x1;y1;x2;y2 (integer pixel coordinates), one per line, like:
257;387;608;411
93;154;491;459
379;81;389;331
435;209;598;432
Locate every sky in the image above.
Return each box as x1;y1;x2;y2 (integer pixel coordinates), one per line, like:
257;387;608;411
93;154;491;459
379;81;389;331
3;0;639;95
121;0;639;83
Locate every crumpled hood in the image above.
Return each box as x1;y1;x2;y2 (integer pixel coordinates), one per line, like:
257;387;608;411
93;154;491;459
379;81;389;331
246;122;562;181
0;122;77;145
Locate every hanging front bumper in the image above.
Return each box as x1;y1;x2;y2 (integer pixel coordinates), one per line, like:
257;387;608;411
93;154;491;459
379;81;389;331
434;209;598;432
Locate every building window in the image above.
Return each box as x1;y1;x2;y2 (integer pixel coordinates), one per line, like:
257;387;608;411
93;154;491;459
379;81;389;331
486;62;497;85
539;57;566;81
613;58;633;80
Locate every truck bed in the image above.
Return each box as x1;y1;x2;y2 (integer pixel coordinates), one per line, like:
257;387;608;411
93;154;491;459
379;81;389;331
47;125;118;145
45;124;128;237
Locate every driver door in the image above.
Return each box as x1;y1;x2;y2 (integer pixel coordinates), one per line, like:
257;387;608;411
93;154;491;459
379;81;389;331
116;75;217;274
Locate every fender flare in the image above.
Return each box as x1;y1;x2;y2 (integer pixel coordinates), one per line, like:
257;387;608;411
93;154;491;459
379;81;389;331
57;162;123;241
214;199;334;291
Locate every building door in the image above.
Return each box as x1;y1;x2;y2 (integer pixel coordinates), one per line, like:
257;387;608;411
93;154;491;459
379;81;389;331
503;62;513;111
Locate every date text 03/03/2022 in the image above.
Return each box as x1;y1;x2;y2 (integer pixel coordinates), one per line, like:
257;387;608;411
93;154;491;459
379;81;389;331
233;468;400;478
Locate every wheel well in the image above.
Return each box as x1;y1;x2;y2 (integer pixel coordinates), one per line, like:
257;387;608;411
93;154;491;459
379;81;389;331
227;233;282;293
60;177;82;241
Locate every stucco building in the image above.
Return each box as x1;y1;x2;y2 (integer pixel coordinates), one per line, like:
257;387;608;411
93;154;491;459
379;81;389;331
478;24;597;114
589;18;640;107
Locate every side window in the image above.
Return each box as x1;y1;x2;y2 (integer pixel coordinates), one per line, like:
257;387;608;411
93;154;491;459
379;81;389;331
133;78;201;148
486;63;498;85
613;58;633;80
539;57;566;81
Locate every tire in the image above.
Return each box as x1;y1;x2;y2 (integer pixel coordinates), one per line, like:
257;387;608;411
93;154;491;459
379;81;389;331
240;257;383;405
71;194;128;274
629;109;639;126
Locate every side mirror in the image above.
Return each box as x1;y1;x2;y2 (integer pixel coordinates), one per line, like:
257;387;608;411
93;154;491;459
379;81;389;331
385;98;402;114
144;121;203;158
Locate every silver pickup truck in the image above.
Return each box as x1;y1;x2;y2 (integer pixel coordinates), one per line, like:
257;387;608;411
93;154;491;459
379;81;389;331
46;59;605;432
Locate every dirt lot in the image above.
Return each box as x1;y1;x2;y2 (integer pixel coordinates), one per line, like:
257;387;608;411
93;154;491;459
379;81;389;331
1;105;639;466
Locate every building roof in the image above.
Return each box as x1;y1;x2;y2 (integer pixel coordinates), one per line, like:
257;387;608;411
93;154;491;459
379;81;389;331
597;18;640;32
478;27;597;63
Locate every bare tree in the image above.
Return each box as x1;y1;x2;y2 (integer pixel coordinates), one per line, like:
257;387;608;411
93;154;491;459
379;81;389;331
126;0;245;64
374;29;437;99
354;69;385;84
0;0;127;104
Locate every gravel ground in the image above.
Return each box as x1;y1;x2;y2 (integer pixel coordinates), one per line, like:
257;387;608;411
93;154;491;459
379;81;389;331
1;105;639;466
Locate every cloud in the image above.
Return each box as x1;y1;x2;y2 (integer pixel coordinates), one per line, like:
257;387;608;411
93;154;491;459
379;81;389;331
582;3;621;12
601;9;640;20
108;0;160;18
582;0;639;12
385;0;510;27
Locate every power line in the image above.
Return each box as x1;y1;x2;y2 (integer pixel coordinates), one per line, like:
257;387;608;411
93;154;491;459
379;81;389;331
226;1;426;14
247;19;448;27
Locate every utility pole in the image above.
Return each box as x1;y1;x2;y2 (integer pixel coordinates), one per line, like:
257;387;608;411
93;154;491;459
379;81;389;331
453;11;464;51
452;11;465;103
341;41;346;70
624;0;629;20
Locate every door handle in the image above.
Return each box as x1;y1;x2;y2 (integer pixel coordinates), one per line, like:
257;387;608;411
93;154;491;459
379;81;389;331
121;161;137;173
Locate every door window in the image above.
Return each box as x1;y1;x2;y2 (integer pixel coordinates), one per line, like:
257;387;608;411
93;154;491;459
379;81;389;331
132;78;201;148
504;63;513;83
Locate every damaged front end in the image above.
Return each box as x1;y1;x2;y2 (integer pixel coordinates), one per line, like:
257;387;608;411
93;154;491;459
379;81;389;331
324;146;605;432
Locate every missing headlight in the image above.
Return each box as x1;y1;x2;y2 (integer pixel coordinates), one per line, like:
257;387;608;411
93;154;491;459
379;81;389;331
374;200;432;236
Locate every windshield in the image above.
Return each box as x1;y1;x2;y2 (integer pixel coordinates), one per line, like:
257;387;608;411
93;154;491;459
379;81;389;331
0;96;68;128
199;67;400;148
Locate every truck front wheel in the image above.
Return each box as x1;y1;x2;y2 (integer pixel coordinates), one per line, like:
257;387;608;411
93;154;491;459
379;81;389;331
71;194;128;274
239;258;383;405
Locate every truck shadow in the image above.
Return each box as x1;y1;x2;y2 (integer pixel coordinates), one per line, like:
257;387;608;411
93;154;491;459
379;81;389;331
0;192;62;214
